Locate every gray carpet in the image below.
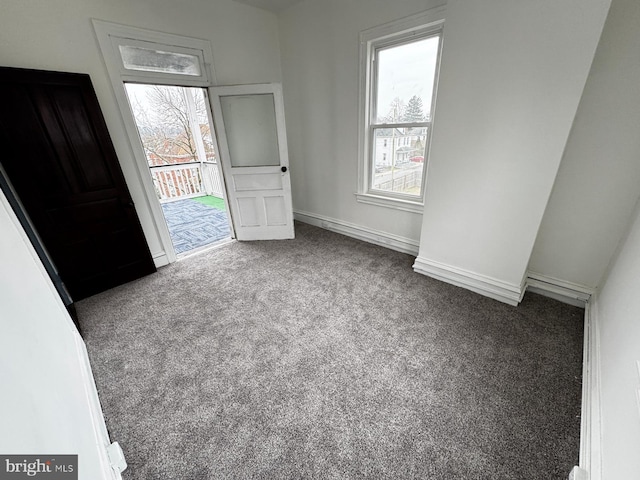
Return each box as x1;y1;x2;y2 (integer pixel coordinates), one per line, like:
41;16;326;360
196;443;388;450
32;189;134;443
77;222;584;479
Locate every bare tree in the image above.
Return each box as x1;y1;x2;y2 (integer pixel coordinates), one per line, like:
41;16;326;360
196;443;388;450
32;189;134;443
146;86;196;161
383;97;406;123
128;85;213;165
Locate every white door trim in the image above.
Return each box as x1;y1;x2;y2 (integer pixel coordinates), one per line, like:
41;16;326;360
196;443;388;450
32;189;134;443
93;20;218;266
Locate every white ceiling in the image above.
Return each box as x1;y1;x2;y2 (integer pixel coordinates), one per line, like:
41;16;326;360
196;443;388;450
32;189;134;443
231;0;304;13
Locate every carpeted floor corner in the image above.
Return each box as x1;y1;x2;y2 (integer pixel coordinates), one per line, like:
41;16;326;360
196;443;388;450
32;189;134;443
77;222;584;479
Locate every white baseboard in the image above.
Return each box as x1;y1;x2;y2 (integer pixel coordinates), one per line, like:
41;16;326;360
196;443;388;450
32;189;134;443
152;252;170;268
76;334;123;480
579;298;602;480
412;256;524;306
525;272;593;307
293;210;420;256
568;465;588;480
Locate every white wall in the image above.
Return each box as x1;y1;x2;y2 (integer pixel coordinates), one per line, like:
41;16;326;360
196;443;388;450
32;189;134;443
415;0;610;299
278;0;445;247
593;195;640;478
528;0;640;289
0;0;281;262
0;190;116;480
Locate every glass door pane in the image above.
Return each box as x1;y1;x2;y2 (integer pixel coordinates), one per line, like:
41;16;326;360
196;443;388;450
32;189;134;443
219;94;280;167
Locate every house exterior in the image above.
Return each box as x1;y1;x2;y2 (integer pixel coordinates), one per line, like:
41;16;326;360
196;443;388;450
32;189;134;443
373;128;427;169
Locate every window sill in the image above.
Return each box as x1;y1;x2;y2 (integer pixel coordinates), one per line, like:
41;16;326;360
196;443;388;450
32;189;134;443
355;193;424;213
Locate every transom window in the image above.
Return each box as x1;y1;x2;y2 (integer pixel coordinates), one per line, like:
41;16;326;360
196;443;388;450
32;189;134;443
94;20;215;87
118;44;202;76
358;10;444;211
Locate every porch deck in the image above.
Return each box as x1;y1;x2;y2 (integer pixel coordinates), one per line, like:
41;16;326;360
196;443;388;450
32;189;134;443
160;196;230;255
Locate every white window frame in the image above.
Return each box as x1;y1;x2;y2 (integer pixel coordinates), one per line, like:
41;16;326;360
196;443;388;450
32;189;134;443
93;20;216;86
93;20;220;266
356;8;445;214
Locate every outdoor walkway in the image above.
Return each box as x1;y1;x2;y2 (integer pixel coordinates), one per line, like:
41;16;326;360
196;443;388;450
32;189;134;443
160;196;230;255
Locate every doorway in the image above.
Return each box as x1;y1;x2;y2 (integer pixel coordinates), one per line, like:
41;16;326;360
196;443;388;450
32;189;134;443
124;83;233;257
93;21;295;262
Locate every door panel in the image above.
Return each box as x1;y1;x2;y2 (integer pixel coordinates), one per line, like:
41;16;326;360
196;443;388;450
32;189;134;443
209;84;294;241
237;197;260;227
264;196;287;225
47;86;115;188
0;67;156;301
233;172;283;191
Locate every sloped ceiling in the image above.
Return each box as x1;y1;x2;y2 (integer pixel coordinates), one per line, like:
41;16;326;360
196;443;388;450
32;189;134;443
231;0;304;13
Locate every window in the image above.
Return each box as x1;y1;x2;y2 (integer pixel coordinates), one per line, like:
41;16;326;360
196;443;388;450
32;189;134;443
119;44;202;76
93;20;215;86
357;9;444;212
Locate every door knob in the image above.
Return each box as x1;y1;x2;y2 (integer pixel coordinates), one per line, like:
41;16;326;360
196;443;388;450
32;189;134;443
281;166;287;173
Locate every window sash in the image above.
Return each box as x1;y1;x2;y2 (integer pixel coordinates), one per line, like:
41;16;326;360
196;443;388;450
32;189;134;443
368;124;431;199
357;7;445;209
370;32;441;127
365;33;441;201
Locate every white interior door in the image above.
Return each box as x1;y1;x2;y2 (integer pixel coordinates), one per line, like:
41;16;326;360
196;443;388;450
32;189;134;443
208;83;294;240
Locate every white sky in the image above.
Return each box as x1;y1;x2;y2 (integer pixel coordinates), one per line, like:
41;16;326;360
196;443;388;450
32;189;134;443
376;36;440;121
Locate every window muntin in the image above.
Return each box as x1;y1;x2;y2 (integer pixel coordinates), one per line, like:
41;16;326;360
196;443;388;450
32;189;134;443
363;26;442;203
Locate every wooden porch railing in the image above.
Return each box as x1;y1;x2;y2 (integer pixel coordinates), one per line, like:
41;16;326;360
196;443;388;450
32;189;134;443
149;161;224;202
201;162;225;199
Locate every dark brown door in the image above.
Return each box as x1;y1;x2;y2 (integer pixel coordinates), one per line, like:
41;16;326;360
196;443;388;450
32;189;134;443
0;67;156;300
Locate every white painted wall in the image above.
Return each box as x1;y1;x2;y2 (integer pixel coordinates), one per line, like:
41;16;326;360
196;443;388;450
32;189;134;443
0;190;117;480
415;0;610;292
0;0;281;263
528;0;640;289
593;195;640;479
278;0;445;245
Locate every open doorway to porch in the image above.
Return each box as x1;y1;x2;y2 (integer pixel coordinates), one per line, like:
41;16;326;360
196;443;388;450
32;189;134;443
124;83;232;257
